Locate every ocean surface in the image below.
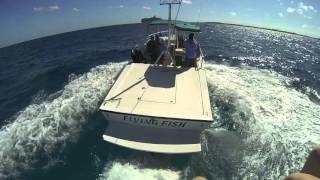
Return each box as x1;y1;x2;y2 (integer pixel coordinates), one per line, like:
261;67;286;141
0;23;319;180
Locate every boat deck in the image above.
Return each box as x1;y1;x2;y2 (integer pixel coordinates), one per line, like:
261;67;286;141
100;63;212;121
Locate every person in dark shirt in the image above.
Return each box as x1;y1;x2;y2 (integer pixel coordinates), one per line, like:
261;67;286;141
145;35;159;64
184;33;199;67
131;44;144;63
152;35;161;63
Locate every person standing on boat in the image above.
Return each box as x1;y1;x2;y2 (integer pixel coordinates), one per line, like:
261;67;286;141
146;35;160;64
153;34;161;63
157;34;168;65
145;36;154;63
131;44;144;63
184;33;200;67
158;34;166;53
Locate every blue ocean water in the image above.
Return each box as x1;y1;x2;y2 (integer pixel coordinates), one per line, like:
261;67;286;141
0;23;319;180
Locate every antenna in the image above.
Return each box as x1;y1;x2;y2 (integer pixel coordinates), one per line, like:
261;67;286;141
160;0;182;64
160;0;181;24
160;0;181;5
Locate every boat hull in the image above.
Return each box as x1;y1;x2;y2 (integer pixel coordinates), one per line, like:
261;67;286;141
101;110;211;153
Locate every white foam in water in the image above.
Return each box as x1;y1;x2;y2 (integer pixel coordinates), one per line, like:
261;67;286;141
0;62;124;179
1;61;319;180
95;62;319;180
197;63;320;179
98;162;180;180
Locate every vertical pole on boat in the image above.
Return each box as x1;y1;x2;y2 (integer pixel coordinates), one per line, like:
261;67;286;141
168;3;171;52
160;0;181;65
167;2;175;66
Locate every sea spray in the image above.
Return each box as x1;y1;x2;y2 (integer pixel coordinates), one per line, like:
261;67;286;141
98;161;181;180
189;63;320;179
0;63;124;179
96;144;190;180
94;63;319;180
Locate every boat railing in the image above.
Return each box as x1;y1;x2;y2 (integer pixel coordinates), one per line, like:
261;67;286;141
146;31;205;70
147;31;177;44
199;46;205;69
147;31;169;39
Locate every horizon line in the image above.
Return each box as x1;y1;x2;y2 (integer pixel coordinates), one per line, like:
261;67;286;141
1;21;319;49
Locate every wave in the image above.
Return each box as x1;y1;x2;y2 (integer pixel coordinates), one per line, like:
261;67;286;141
98;162;180;180
95;62;319;180
0;62;124;179
1;61;319;180
191;63;320;179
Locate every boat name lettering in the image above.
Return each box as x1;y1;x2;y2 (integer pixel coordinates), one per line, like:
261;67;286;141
123;115;187;128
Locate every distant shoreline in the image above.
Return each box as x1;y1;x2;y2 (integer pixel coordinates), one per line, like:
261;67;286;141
201;21;319;40
1;22;319;49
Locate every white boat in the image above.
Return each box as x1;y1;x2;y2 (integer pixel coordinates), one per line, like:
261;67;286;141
99;0;213;154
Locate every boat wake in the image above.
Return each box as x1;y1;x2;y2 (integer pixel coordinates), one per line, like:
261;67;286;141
191;63;320;179
0;63;124;179
98;161;180;180
0;61;319;180
96;62;319;180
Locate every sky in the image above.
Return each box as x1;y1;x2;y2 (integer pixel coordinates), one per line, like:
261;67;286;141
0;0;319;48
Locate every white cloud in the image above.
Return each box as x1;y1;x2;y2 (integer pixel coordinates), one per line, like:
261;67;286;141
304;15;312;19
247;8;254;11
33;7;44;12
279;12;284;17
182;0;192;4
230;12;237;16
302;24;310;28
143;6;152;10
277;0;283;6
286;2;317;19
109;5;124;9
49;5;60;11
287;7;296;13
72;8;80;12
33;5;60;12
297;8;304;14
298;2;316;13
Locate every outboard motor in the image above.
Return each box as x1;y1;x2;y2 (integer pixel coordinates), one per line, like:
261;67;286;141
131;45;144;63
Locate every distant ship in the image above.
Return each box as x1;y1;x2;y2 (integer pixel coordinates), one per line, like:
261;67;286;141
141;16;162;24
99;0;213;154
